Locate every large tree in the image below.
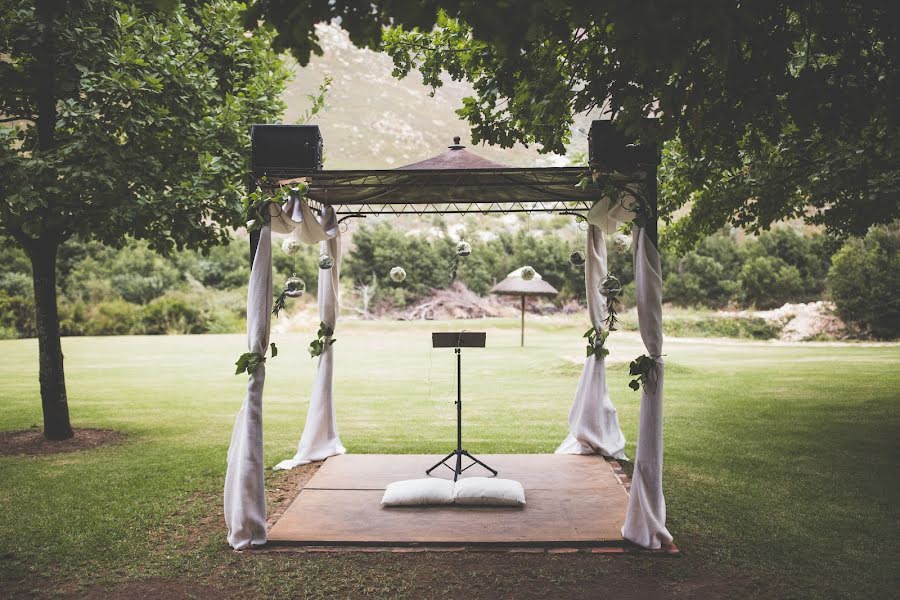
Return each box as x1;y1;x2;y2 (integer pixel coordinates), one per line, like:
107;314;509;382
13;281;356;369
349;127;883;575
248;1;899;248
0;0;288;438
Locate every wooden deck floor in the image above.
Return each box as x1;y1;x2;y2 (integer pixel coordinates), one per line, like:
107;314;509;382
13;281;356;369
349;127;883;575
267;454;629;546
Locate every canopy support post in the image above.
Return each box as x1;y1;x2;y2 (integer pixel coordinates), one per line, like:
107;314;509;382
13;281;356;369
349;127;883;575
520;296;525;347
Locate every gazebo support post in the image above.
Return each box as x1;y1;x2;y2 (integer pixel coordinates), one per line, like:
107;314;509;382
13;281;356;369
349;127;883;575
520;295;525;347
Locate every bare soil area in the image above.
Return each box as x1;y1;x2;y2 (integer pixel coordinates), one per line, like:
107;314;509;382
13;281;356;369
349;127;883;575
0;428;124;457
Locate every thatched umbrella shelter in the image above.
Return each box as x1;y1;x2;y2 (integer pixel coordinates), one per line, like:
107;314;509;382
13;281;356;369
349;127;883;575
491;267;559;347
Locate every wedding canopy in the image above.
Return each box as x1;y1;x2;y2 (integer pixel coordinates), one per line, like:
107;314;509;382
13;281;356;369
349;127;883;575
225;123;671;552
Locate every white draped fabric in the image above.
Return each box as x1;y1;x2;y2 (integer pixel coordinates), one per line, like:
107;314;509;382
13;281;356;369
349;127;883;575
271;190;339;241
223;223;272;550
622;226;673;549
273;205;346;470
555;224;627;459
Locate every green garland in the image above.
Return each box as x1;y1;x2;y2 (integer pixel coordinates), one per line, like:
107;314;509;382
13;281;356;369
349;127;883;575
234;343;278;375
583;326;610;360
308;321;336;358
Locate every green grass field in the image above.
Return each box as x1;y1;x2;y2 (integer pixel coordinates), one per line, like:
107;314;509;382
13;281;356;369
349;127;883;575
0;317;898;598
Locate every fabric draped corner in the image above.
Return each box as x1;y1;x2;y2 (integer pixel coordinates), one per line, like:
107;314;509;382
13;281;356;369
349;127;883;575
622;226;672;549
274;205;346;471
555;223;627;460
271;189;338;242
223;222;272;550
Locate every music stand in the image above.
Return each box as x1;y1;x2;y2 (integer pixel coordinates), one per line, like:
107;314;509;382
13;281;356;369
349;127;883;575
426;332;498;481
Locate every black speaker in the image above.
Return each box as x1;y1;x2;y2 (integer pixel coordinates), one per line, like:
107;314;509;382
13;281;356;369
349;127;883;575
250;124;322;174
588;120;660;169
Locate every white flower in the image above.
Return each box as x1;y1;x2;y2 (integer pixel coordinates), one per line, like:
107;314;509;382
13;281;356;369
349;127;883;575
282;238;302;255
614;233;632;251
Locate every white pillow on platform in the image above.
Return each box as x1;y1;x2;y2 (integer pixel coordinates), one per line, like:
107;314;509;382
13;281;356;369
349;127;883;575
452;477;526;506
381;478;455;506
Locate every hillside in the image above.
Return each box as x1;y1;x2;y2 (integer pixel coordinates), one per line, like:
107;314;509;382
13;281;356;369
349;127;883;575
280;24;593;169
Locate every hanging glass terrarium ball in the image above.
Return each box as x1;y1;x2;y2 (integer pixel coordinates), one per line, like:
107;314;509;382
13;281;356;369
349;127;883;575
283;275;306;298
282;238;302;256
600;274;623;298
390;266;407;283
569;250;586;267
456;241;472;257
318;253;334;270
521;266;536;281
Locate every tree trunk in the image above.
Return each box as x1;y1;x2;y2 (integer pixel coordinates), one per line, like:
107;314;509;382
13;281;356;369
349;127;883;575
29;240;72;440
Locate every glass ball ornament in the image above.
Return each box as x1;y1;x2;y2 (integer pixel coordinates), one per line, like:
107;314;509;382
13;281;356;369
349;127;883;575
318;253;334;270
521;266;536;281
282;238;302;256
569;250;586;267
283;275;306;298
600;274;623;298
456;241;472;257
390;266;407;283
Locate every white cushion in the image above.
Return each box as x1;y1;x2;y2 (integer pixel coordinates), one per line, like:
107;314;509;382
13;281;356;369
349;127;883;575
452;477;526;506
381;478;455;506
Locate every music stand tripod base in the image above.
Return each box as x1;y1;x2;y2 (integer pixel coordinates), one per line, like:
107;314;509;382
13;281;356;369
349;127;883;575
426;333;498;481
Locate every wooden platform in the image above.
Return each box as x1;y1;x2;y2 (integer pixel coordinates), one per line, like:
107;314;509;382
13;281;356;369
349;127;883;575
267;454;629;546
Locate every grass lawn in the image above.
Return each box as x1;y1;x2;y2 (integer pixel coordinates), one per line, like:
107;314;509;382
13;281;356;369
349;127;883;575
0;316;897;598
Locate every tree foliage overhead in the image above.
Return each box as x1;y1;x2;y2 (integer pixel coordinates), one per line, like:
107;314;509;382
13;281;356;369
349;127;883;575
249;0;899;248
0;0;289;254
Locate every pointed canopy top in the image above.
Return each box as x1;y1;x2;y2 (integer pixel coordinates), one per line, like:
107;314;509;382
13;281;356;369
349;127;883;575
397;137;508;170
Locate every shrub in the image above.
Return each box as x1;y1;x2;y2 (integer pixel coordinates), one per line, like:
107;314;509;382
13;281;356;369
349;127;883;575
664;253;739;308
141;294;209;334
68;241;181;304
81;300;144;336
738;256;804;309
0;294;35;338
0;272;32;297
828;223;900;338
179;238;251;289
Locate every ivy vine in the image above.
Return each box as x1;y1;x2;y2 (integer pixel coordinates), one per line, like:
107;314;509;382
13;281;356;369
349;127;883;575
628;354;658;391
308;321;336;358
583;326;610;360
234;343;278;375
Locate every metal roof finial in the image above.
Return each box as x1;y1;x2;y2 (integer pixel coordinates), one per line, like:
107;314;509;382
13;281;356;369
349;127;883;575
449;136;465;150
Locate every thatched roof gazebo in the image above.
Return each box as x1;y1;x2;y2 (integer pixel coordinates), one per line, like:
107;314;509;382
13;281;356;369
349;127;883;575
491;267;559;347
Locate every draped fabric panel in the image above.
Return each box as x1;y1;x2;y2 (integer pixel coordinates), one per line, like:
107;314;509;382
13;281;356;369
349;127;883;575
555;224;627;459
224;223;272;550
274;205;346;470
622;226;673;549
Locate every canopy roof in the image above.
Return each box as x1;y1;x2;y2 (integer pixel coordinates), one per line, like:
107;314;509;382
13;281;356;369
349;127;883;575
256;138;613;217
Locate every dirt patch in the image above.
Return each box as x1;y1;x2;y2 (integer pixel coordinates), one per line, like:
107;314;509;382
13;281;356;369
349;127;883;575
0;428;124;457
266;462;322;527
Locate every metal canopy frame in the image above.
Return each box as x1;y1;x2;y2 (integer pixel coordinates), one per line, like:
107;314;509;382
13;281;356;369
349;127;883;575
249;166;637;217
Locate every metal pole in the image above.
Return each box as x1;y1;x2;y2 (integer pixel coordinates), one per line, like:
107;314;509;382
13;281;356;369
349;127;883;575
456;347;462;452
520;295;525;347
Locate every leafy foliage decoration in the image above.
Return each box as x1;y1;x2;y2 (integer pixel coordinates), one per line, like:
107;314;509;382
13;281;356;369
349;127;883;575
308;321;336;358
628;354;658;391
583;326;610;360
235;343;278;376
243;182;309;234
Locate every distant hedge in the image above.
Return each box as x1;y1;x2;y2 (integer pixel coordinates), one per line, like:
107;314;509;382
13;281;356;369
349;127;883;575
0;220;875;339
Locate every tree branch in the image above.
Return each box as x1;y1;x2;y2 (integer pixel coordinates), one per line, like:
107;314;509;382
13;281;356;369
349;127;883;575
0;116;35;123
